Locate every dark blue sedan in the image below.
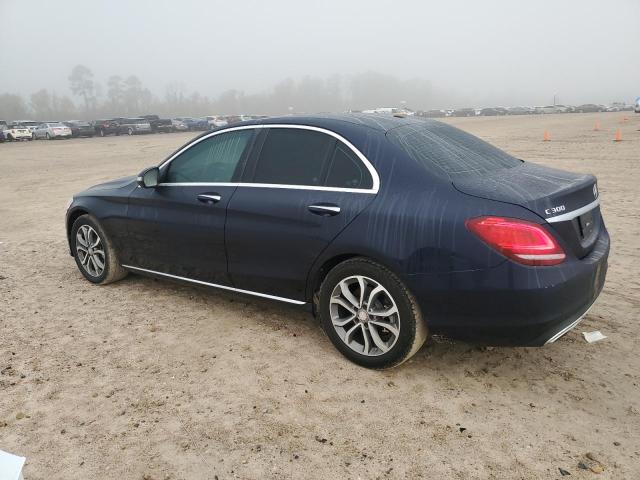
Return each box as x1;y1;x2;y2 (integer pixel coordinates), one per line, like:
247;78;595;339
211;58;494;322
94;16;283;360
65;114;609;368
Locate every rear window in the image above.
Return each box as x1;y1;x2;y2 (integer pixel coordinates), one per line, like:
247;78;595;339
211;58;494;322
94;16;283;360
387;122;520;177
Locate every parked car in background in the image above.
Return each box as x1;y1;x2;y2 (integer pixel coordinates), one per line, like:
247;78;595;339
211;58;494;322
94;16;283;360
66;114;609;368
33;122;73;140
64;121;94;138
172;117;208;131
171;118;189;131
418;109;447;118
4;123;33;141
539;105;571;114
507;106;535;115
206;116;228;128
117;118;152;135
141;115;174;133
13;120;40;135
479;107;508;116
93;119;121;137
606;102;632;112
635;97;640;113
450;108;476;117
225;115;242;124
575;104;605;113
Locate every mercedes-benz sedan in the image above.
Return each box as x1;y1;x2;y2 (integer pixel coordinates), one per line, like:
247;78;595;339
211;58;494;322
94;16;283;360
66;114;609;368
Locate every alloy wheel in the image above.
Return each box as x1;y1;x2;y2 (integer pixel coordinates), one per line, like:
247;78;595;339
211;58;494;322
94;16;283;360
75;225;106;277
329;275;400;356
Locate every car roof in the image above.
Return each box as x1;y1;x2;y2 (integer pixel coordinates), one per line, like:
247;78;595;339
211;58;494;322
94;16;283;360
241;113;433;133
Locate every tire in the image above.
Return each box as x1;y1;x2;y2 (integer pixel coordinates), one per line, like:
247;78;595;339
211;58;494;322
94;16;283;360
46;133;51;140
99;129;105;137
128;128;133;136
318;258;427;369
7;134;14;141
71;214;128;285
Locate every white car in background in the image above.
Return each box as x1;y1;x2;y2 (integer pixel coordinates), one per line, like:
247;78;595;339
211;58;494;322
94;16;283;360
206;115;228;128
3;123;32;141
33;122;72;140
171;118;189;131
13;120;40;136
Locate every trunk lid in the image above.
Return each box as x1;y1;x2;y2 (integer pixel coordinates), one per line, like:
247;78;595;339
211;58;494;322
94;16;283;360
453;162;601;258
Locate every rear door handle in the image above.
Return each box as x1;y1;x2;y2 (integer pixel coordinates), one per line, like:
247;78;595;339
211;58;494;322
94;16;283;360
197;193;222;204
308;204;341;216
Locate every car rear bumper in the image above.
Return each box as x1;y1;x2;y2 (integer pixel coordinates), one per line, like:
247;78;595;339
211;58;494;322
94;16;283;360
403;227;609;346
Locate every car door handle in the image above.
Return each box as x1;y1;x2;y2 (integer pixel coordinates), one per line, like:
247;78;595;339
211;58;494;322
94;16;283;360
197;193;222;204
308;204;341;216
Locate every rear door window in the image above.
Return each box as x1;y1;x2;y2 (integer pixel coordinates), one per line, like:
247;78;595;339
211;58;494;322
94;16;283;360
165;129;253;183
252;128;334;186
325;144;373;189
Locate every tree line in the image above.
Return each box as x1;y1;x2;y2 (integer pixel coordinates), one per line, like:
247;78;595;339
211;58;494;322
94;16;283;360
0;64;454;121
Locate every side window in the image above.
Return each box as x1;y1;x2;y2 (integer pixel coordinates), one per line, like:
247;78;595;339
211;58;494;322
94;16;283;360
252;128;334;186
165;129;253;183
325;144;373;189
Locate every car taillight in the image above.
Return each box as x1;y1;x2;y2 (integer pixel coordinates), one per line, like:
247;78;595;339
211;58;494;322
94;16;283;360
466;216;566;266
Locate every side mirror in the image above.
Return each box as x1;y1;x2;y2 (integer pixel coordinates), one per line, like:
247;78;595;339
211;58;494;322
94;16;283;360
137;167;160;188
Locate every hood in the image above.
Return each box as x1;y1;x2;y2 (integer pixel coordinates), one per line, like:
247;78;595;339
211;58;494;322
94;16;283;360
84;175;136;193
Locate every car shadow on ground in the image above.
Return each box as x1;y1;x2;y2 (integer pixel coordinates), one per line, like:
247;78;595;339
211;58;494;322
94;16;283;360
114;272;574;384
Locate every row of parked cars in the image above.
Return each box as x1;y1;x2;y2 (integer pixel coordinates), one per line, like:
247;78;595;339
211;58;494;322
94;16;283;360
417;102;637;118
0;114;266;142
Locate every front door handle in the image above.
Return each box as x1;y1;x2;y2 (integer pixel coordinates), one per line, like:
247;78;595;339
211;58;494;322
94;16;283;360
308;204;341;216
197;193;222;204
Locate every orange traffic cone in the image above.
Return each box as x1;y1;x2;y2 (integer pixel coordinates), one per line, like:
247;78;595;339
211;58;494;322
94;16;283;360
614;129;622;142
543;130;551;142
593;121;601;131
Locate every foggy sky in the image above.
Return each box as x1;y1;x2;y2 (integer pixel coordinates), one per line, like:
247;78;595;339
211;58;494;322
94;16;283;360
1;0;639;108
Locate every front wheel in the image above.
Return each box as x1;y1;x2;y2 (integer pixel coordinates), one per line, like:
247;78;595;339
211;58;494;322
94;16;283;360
318;258;427;369
71;214;128;285
128;128;133;136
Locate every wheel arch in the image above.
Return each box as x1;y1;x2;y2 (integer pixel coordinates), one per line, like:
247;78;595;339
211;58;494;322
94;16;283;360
306;251;399;304
66;207;90;254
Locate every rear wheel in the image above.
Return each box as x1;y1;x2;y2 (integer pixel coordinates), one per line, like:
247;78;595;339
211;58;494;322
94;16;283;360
128;128;133;136
46;133;51;140
319;258;427;369
71;214;127;285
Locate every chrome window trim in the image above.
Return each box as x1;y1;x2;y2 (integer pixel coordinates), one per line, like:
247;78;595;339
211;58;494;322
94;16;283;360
158;123;380;194
121;265;307;305
545;198;600;223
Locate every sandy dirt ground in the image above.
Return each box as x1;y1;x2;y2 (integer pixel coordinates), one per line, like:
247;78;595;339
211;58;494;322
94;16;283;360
1;113;639;479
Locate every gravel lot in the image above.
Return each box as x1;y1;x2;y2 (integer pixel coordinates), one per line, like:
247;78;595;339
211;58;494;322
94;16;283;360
1;113;639;479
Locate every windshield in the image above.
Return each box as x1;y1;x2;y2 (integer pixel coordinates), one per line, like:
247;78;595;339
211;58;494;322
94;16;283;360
387;121;521;178
48;123;65;127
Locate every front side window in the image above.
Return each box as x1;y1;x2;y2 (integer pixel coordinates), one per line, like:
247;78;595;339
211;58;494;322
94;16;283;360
164;129;253;183
252;128;335;186
325;144;373;189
